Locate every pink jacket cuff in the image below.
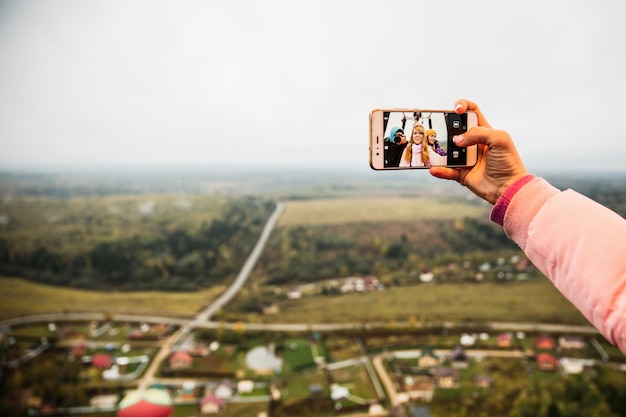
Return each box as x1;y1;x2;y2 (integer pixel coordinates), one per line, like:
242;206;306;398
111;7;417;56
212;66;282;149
490;174;537;226
490;176;560;250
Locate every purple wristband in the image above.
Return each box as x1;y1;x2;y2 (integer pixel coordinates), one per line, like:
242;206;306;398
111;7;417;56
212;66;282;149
490;174;536;226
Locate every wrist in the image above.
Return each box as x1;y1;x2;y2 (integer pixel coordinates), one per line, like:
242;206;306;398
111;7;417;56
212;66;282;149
490;174;536;226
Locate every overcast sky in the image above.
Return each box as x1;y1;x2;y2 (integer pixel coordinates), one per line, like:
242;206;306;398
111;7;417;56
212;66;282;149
1;0;626;173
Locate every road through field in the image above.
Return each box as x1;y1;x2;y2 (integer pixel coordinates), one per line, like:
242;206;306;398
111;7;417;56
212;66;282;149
137;202;285;390
193;202;284;324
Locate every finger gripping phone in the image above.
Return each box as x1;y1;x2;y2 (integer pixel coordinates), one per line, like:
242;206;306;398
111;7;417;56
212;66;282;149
369;109;478;170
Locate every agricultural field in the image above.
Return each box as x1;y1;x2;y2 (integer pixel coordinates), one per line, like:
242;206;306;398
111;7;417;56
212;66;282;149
224;279;590;326
278;195;489;226
0;277;225;319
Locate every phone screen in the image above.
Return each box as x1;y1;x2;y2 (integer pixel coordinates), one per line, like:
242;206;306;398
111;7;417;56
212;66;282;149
371;110;475;170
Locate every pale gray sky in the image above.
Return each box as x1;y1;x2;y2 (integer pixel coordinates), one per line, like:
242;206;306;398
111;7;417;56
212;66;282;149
1;0;625;172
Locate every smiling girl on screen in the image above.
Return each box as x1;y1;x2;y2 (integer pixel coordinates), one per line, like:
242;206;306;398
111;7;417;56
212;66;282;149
399;124;426;167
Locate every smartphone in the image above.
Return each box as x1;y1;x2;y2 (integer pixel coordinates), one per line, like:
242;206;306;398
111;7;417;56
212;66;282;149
369;109;478;170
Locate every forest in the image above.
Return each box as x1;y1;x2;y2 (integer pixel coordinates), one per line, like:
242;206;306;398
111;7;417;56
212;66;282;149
0;192;275;291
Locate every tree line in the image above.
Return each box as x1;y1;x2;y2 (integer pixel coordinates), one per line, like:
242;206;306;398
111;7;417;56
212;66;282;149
0;195;275;291
256;217;522;286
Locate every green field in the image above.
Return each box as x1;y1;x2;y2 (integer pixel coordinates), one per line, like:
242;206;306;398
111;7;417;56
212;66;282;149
278;196;489;226
241;280;591;326
0;277;225;319
0;276;591;327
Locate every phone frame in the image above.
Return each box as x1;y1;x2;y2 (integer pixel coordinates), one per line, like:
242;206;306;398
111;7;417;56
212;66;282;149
369;108;478;170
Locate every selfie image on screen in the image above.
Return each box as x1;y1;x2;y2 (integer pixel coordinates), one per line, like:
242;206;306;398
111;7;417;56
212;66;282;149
383;111;468;168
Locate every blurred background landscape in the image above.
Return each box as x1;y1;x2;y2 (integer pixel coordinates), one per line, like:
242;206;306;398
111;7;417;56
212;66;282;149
1;167;626;417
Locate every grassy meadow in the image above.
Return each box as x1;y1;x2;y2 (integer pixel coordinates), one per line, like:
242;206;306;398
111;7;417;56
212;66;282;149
243;280;591;326
278;196;489;226
0;276;591;327
0;277;225;319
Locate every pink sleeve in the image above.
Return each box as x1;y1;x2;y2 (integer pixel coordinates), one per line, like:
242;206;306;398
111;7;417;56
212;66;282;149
496;177;626;355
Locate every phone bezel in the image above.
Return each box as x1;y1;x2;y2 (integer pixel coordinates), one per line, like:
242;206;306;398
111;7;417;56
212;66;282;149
369;108;478;170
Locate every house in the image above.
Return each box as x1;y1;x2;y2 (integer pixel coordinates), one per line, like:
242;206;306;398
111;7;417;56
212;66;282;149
535;335;556;350
214;380;236;399
200;394;226;415
190;342;210;357
418;349;440;369
91;353;113;370
238;380;254;394
433;367;459;388
169;350;193;370
404;375;434;402
287;287;302;300
559;335;585;350
560;357;594;374
449;346;469;368
419;272;434;283
497;332;514;348
330;384;350;401
363;275;381;291
459;334;476;347
536;353;559;371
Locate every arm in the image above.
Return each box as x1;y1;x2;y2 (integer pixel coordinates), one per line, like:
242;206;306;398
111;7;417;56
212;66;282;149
430;99;626;355
502;176;626;354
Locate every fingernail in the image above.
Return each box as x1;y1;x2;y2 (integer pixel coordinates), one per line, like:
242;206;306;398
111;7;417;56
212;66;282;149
455;104;462;111
453;134;464;144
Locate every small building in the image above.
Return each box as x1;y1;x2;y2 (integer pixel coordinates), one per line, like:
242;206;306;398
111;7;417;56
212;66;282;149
404;375;434;402
560;357;594;374
535;335;556;350
536;353;559;371
418;350;440;369
433;367;459;389
449;346;469;368
92;353;113;370
559;335;585;350
200;394;226;415
214;380;236;399
497;332;514;348
117;388;173;417
287;287;302;300
330;384;350;401
169;351;193;370
237;380;254;394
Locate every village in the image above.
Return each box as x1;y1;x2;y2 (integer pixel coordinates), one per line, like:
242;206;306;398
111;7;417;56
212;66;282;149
2;304;623;417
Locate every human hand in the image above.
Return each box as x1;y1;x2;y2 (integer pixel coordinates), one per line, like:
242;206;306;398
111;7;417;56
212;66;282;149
429;99;529;205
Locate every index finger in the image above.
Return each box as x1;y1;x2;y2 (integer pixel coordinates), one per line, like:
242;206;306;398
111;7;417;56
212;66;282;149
454;98;492;128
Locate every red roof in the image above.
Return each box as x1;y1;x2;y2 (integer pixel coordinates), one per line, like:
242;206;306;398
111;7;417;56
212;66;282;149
92;353;113;370
117;400;172;417
169;350;193;364
117;389;173;417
